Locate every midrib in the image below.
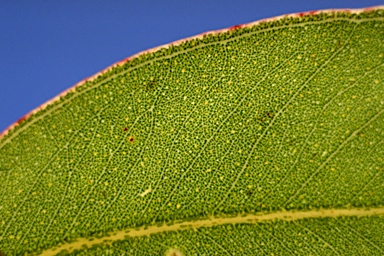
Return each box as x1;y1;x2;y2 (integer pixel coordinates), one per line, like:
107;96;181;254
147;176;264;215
39;207;384;255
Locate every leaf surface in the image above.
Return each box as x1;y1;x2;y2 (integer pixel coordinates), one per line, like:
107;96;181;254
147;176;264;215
1;7;384;255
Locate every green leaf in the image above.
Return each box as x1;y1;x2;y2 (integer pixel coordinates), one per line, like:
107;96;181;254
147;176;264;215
1;7;384;255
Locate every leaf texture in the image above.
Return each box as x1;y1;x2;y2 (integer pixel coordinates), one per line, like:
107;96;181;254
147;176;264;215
0;7;384;255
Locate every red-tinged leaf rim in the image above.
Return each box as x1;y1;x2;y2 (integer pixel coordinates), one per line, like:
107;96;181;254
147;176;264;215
1;5;383;141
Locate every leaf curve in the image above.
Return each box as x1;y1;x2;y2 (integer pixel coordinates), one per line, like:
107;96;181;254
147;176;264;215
0;7;384;255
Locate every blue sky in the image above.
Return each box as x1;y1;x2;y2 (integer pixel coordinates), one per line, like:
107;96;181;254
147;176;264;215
1;0;383;132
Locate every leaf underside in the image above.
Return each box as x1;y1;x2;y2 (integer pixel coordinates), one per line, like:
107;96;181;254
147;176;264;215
1;8;384;255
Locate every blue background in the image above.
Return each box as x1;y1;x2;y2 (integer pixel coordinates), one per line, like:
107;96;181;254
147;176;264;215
1;0;383;132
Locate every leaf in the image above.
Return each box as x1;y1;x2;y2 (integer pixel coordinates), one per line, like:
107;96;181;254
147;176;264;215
1;7;384;255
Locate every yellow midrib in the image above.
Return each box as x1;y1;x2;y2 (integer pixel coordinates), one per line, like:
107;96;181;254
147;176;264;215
38;207;384;255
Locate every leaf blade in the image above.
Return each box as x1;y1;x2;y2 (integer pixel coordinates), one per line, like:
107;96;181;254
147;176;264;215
0;7;384;255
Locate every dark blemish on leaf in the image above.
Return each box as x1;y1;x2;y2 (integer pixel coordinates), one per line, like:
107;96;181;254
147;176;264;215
297;10;317;17
123;127;128;132
146;79;158;91
230;24;242;30
16;116;27;125
256;110;275;123
129;136;134;142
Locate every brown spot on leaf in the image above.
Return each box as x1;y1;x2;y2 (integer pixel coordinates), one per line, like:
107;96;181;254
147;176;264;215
146;79;158;91
230;24;243;30
16;116;27;125
256;110;275;123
